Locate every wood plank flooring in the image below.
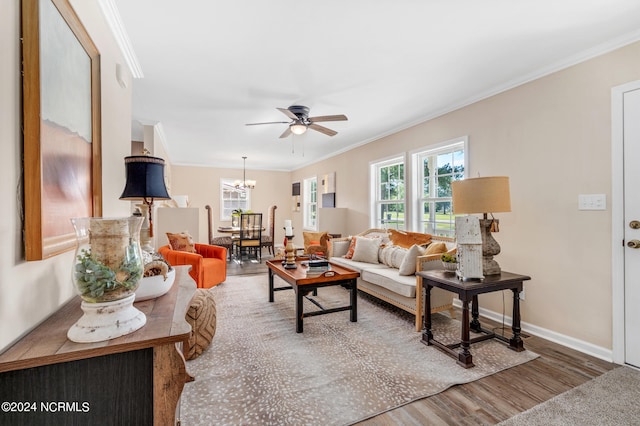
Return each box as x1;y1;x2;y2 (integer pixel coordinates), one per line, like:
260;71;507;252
354;310;616;425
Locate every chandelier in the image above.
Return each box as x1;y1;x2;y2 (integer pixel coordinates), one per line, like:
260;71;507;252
234;156;256;190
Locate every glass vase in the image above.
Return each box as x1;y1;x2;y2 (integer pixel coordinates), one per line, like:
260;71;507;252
70;217;144;303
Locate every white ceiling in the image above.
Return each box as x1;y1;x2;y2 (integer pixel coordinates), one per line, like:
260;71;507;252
111;0;640;172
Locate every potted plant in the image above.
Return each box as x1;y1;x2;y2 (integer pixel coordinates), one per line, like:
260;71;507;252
441;253;458;272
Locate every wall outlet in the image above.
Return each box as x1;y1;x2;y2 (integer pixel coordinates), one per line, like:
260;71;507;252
519;289;525;301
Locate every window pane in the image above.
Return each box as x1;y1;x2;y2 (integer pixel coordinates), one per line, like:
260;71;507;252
416;141;464;237
221;179;250;221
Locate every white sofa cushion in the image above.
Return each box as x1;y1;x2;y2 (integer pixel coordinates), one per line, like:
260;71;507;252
361;268;417;298
330;257;387;275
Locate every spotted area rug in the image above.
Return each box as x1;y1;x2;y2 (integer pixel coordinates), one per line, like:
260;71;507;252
181;274;538;426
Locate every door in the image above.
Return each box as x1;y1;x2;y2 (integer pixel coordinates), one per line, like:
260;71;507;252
623;87;640;368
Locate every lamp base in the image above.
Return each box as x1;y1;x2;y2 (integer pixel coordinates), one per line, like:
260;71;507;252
67;294;146;343
479;218;502;276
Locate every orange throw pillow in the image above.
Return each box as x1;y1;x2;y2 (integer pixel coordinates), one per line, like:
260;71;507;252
425;241;447;255
388;229;432;248
166;232;197;253
344;237;357;259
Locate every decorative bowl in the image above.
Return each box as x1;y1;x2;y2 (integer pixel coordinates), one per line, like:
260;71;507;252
135;267;176;301
442;261;458;272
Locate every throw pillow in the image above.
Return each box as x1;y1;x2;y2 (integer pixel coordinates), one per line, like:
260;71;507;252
388;229;432;248
303;231;328;248
166;232;196;253
425;241;448;255
399;244;427;275
185;289;217;360
344;237;357;259
351;236;381;264
332;239;351;257
380;244;407;269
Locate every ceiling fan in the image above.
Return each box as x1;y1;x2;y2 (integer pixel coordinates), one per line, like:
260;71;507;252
246;105;348;138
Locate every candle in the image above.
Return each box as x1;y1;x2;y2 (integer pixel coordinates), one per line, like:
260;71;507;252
284;220;292;228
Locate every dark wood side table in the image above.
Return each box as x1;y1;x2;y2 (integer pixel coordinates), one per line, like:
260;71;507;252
416;270;531;368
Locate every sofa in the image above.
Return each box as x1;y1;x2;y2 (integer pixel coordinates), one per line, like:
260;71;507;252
329;228;456;331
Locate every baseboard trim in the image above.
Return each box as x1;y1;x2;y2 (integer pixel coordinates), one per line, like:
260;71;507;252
452;300;614;362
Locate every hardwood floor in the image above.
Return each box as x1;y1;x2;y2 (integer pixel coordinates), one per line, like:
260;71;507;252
354;312;617;425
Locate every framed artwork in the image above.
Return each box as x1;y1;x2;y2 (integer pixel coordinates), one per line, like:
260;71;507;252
22;0;102;261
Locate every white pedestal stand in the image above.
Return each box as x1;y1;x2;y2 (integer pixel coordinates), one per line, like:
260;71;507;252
67;294;146;343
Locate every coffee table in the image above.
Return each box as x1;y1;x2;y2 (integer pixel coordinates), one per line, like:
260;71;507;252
266;258;360;332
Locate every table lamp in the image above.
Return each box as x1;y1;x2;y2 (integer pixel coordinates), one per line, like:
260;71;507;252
120;154;171;251
451;176;511;275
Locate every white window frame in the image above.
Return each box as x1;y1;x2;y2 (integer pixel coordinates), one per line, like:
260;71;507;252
410;137;468;236
303;176;318;231
369;154;407;230
220;178;251;221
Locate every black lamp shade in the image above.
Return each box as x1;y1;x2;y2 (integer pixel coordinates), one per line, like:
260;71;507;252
120;155;171;200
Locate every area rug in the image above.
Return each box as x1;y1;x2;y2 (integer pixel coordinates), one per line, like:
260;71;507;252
498;365;640;425
181;274;538;426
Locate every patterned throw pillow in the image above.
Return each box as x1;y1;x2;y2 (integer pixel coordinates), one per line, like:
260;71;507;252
344;237;357;259
380;244;407;269
166;232;197;253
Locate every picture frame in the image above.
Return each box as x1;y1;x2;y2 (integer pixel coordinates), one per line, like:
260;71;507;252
22;0;102;261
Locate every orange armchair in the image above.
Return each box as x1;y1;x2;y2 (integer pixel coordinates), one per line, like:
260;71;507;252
158;243;227;288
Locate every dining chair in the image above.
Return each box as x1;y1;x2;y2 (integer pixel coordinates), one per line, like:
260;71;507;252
206;205;233;261
233;213;263;263
260;205;277;256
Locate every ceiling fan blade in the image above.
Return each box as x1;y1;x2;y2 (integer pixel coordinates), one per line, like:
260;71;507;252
309;123;337;137
246;121;289;126
279;126;292;138
308;114;348;123
277;107;298;120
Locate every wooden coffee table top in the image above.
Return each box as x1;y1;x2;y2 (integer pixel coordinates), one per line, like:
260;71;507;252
266;258;359;286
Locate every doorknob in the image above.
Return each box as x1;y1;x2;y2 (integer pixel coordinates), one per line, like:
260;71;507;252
628;240;640;249
630;220;640;229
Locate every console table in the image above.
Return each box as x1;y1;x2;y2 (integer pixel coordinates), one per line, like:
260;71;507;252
417;270;531;368
0;266;196;425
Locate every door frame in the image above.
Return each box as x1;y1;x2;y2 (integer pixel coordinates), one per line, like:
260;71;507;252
611;79;640;364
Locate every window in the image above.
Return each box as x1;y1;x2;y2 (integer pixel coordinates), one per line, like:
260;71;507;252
303;177;318;230
220;178;251;221
413;139;466;237
371;156;405;230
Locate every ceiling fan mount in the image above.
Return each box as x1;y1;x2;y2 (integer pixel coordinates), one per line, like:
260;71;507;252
287;105;310;119
246;105;347;138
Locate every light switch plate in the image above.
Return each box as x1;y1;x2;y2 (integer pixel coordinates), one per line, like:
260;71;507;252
578;194;606;210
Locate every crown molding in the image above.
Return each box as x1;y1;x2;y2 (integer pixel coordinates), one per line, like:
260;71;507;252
98;0;143;78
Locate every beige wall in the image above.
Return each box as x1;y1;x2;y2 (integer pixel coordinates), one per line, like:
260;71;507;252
290;42;640;351
0;0;133;351
2;0;638;356
167;165;291;247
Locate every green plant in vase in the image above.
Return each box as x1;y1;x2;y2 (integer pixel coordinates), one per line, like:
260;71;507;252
74;245;143;303
440;253;458;271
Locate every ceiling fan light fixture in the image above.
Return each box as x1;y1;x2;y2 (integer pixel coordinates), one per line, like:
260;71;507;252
290;122;307;135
